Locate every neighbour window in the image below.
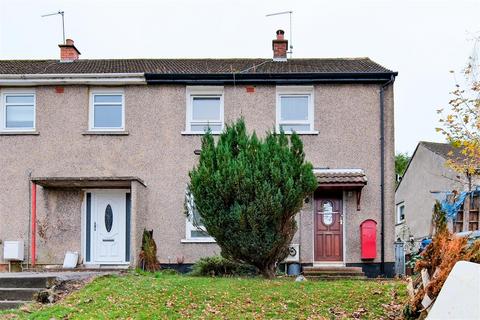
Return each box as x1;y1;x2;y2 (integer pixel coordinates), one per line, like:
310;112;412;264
90;92;124;130
185;86;224;134
1;93;35;131
396;203;405;223
184;188;214;241
276;86;315;133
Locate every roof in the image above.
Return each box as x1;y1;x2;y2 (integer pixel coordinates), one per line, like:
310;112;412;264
419;141;465;160
31;176;146;188
0;58;394;75
395;141;466;192
314;169;367;186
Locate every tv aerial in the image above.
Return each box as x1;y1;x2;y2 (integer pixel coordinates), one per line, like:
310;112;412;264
266;10;293;57
41;10;65;44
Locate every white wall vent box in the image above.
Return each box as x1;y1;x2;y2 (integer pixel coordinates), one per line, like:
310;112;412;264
4;240;24;261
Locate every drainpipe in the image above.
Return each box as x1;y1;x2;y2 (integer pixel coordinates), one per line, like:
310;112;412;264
379;75;395;276
31;182;37;267
27;172;32;269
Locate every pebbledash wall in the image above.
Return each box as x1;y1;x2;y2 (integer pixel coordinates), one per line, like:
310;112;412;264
0;83;395;275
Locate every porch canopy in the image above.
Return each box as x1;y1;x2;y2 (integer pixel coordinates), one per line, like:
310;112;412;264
313;169;367;210
30;176;146;188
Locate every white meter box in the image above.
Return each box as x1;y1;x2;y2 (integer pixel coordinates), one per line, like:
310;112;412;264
4;240;24;261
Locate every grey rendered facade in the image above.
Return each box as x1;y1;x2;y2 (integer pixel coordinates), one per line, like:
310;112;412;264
395;141;474;253
0;36;397;276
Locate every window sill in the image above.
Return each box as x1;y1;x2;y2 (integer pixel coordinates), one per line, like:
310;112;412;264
0;131;39;136
181;131;222;136
181;239;216;243
279;130;319;135
82;131;129;136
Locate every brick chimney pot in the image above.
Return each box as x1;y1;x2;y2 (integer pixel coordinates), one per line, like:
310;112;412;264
272;30;288;61
59;38;81;62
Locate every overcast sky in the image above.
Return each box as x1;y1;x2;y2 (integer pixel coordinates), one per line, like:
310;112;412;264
1;0;479;154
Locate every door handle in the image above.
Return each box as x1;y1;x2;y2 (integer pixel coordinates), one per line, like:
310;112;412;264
94;222;97;231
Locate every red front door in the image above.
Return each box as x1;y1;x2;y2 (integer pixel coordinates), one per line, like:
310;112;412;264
314;194;343;261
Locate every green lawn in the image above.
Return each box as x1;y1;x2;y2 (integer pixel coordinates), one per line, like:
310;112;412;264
1;272;406;319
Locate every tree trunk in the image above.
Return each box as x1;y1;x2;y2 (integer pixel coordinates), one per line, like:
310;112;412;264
260;263;276;279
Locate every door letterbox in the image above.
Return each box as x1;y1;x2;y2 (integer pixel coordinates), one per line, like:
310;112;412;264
360;219;377;260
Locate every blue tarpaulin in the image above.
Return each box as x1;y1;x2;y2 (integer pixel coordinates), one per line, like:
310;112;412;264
440;188;480;220
441;191;469;220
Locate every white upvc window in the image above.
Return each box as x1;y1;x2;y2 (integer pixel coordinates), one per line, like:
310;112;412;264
89;91;125;131
184;86;224;134
397;202;405;224
1;91;36;131
276;86;316;134
184;188;215;242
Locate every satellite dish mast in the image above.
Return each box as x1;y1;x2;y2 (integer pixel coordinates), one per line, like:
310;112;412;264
41;10;65;44
266;10;293;57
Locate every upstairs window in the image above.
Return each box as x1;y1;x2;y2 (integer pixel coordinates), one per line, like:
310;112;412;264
276;86;315;134
185;86;224;134
1;92;35;131
90;92;124;131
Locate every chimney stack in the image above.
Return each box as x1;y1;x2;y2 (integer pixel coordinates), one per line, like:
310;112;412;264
272;30;288;61
59;39;81;62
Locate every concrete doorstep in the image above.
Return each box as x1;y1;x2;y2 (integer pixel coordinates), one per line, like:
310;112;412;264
0;271;116;311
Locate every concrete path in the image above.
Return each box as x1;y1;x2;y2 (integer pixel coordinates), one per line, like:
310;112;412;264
0;271;120;281
0;271;118;281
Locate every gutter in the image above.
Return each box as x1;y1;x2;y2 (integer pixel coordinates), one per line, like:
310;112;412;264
379;75;395;276
0;73;146;86
145;72;398;85
0;71;399;86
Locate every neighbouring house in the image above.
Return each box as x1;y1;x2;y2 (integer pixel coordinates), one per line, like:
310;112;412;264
395;141;480;254
0;30;397;277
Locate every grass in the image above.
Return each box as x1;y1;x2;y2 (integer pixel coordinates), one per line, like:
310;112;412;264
1;271;406;319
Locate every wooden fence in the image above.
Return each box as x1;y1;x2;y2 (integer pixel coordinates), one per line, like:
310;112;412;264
452;192;480;233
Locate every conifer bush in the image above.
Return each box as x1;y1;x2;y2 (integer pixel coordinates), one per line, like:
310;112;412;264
190;256;257;277
139;229;160;272
188;119;317;278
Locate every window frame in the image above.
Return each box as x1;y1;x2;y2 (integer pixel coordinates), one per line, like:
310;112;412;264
0;91;36;132
89;90;125;131
185;217;215;242
276;86;317;134
183;86;224;135
396;202;405;224
183;188;215;243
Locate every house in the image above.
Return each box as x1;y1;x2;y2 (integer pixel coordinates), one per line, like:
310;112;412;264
395;141;480;254
0;30;397;277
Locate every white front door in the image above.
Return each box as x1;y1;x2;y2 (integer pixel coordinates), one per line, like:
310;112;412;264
92;190;127;263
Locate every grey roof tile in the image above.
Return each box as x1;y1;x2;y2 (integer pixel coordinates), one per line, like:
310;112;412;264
0;58;394;75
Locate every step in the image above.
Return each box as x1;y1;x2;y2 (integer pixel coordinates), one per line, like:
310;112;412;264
303;271;365;277
0;288;42;301
305;275;368;280
303;266;363;272
0;276;56;289
0;300;26;311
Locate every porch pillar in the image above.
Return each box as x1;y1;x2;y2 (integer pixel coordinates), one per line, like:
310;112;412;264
31;182;37;267
130;180;147;267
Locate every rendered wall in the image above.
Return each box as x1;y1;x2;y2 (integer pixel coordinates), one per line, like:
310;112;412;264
0;83;395;266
